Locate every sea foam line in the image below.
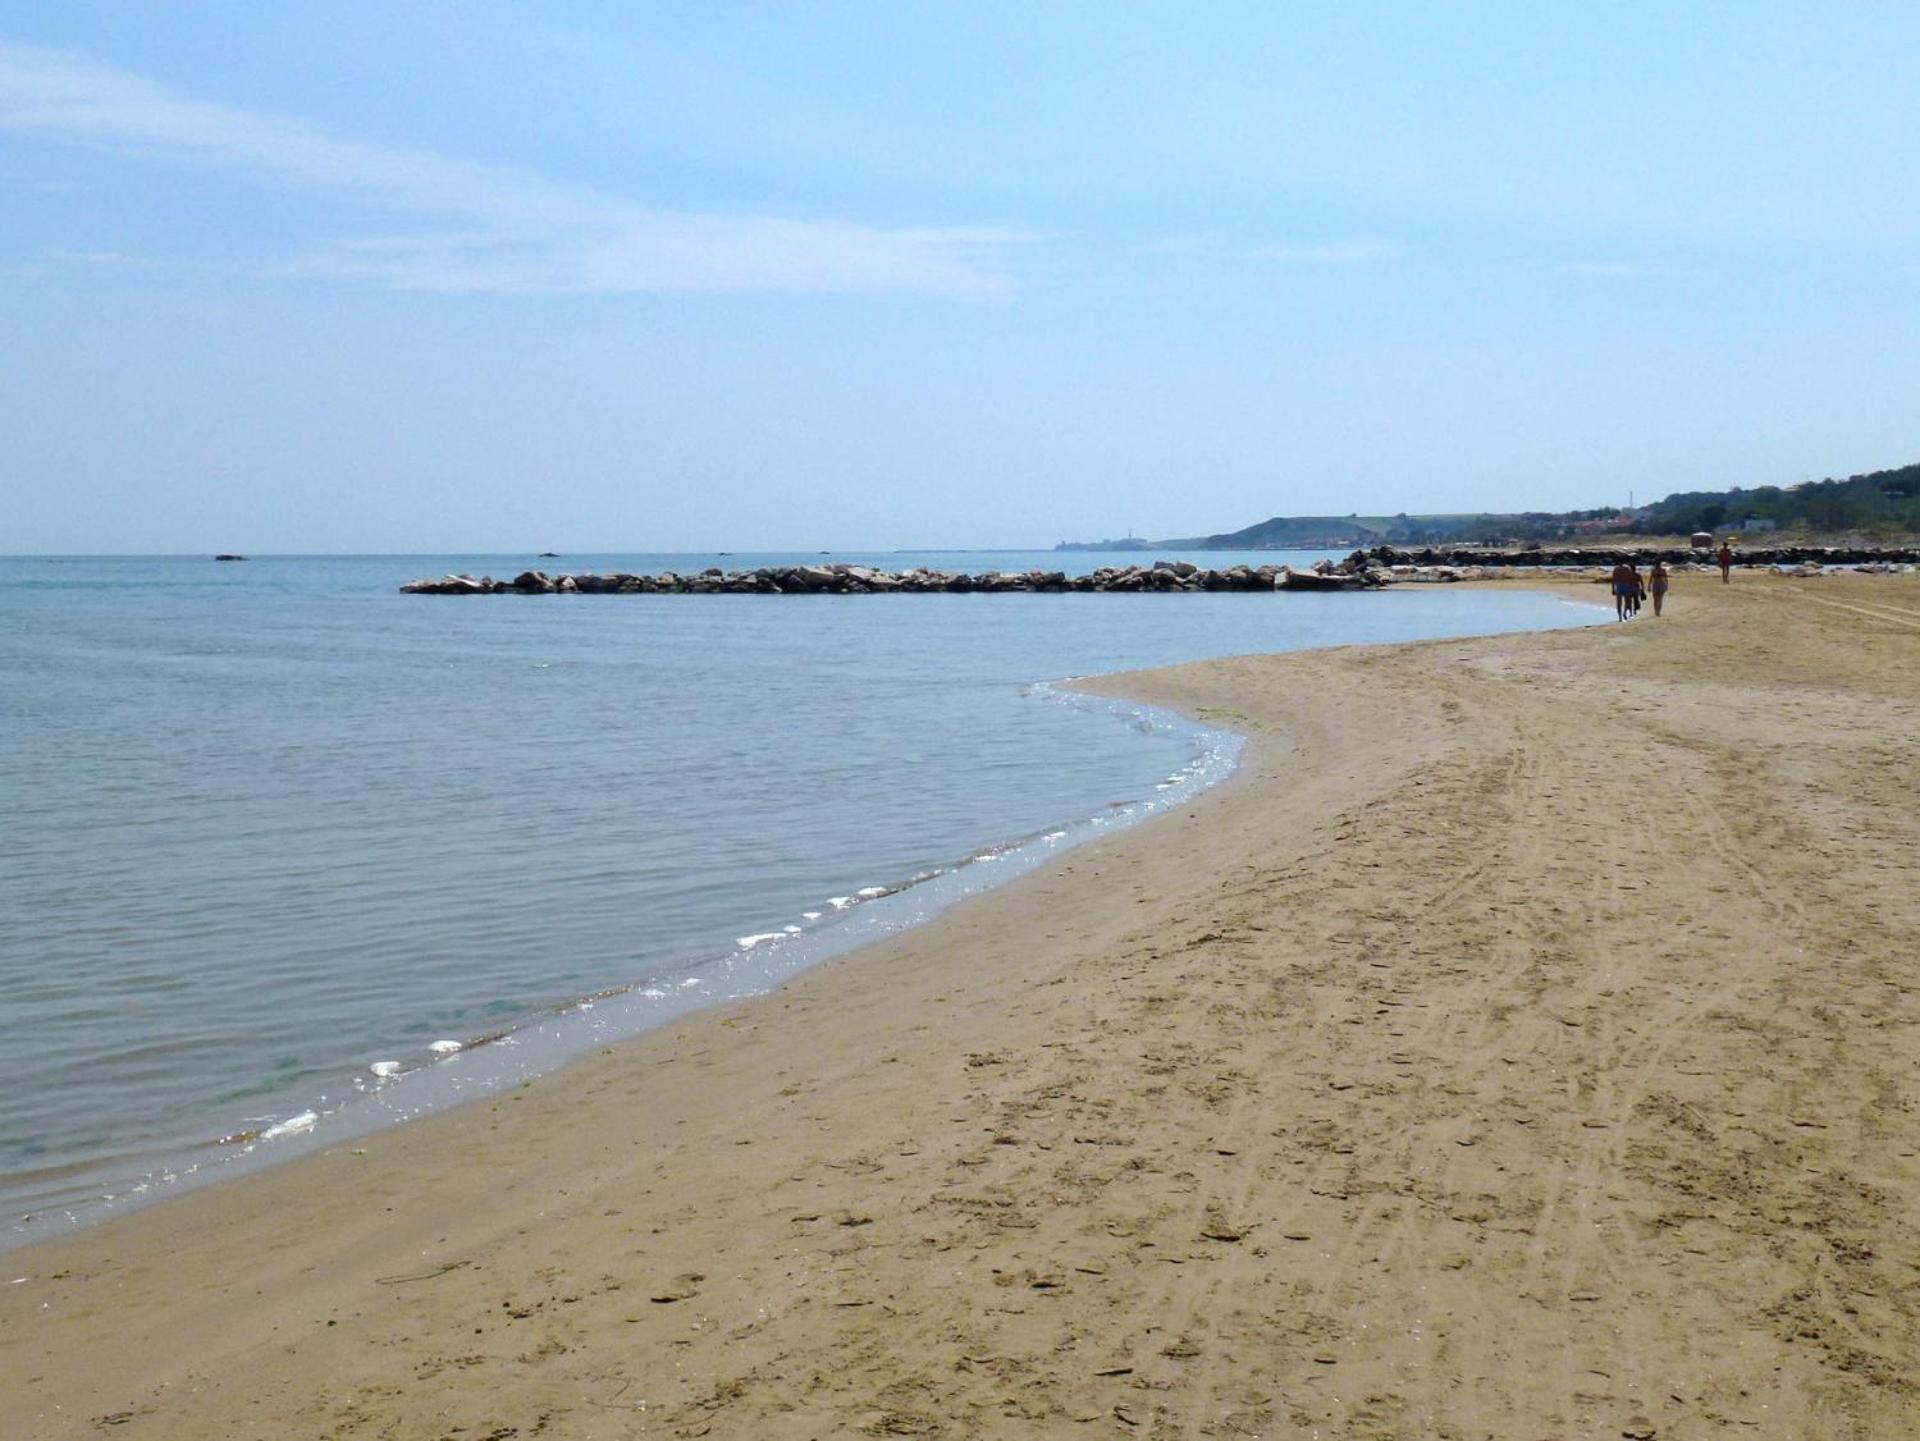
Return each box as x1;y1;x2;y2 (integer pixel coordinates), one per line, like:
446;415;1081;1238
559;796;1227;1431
2;685;1244;1251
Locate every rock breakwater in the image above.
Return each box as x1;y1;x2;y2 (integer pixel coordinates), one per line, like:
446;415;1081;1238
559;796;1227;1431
1354;543;1920;568
401;560;1393;596
403;545;1920;597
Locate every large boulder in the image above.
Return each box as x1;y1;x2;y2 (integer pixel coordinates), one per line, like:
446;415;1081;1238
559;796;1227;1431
401;574;488;594
1280;567;1365;591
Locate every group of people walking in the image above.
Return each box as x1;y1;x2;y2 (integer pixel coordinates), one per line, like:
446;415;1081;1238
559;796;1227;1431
1609;543;1736;622
1610;557;1670;621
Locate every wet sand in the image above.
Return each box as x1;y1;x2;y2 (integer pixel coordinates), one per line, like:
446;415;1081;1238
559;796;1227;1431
5;572;1920;1440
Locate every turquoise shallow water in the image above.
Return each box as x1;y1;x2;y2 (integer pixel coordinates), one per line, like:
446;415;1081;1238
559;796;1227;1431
0;551;1600;1243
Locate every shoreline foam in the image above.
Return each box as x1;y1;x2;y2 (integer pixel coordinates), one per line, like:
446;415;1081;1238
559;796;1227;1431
0;686;1243;1251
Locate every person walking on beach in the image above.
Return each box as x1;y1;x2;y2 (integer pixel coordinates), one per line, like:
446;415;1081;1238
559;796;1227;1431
1628;561;1646;616
1610;559;1636;621
1718;542;1734;584
1649;558;1670;616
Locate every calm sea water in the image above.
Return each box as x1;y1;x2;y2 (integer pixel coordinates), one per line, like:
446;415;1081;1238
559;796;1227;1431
0;551;1600;1244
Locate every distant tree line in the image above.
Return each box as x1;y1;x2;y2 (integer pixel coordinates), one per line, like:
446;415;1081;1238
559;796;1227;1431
1057;460;1920;551
1629;463;1920;537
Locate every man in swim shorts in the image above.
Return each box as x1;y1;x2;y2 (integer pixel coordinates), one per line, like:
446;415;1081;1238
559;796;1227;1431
1610;560;1636;621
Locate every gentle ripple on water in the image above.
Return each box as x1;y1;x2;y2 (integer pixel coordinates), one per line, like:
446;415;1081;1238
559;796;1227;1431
0;551;1602;1243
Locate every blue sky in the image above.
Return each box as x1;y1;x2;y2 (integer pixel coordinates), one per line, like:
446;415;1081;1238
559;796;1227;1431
3;2;1917;552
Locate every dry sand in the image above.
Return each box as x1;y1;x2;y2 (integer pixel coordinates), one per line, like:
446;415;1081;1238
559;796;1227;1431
5;573;1919;1440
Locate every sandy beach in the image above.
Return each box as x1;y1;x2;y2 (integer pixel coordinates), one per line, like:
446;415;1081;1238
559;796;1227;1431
5;571;1919;1440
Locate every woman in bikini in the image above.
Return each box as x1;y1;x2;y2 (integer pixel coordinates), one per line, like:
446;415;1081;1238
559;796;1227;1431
1649;559;1670;616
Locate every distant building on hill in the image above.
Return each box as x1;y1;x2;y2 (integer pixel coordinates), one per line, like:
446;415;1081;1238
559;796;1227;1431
1740;516;1778;533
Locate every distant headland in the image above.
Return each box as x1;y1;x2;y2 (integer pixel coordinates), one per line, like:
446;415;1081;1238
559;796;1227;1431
1057;461;1920;551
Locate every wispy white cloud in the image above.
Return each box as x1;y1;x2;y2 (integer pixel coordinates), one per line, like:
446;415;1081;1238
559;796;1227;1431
275;221;1023;298
0;41;1023;297
1256;238;1398;264
1553;260;1668;279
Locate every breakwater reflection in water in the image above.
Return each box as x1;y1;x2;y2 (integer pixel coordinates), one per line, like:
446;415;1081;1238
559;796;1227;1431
0;551;1600;1246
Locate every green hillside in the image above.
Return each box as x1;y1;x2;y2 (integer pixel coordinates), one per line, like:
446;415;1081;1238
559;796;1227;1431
1056;461;1919;551
1058;508;1626;551
1628;462;1920;537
